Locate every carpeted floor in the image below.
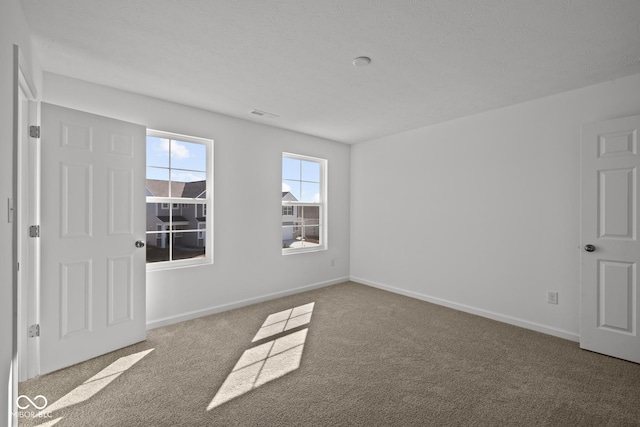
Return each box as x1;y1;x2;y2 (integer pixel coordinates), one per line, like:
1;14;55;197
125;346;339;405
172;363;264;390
18;281;640;426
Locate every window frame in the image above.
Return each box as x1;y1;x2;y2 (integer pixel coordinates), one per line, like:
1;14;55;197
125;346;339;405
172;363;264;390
146;129;214;270
282;152;327;255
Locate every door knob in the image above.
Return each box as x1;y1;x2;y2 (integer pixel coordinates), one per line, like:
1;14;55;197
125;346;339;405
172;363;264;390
135;240;145;248
584;244;596;252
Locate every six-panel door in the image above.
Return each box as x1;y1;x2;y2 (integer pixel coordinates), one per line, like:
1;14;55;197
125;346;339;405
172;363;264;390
40;103;146;374
581;114;640;363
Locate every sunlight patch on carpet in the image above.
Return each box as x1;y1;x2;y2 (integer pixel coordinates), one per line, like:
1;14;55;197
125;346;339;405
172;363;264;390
208;328;308;409
252;302;315;342
38;348;154;416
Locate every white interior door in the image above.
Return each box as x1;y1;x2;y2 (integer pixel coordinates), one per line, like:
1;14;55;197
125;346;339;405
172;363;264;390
40;103;146;374
580;114;640;364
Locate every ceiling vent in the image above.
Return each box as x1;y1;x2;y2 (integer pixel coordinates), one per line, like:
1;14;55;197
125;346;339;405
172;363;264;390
251;109;279;118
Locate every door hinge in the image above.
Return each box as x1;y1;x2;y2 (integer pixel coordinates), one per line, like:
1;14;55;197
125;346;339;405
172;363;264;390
29;225;40;238
28;324;40;338
29;125;40;138
7;198;13;223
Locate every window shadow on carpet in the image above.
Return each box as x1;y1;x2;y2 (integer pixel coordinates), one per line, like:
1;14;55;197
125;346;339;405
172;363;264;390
32;349;155;423
207;303;315;410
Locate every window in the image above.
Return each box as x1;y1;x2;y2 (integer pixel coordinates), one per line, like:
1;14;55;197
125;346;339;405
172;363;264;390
145;129;213;268
282;152;327;253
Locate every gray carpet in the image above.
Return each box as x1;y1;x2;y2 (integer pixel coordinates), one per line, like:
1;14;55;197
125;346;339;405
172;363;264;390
18;282;640;426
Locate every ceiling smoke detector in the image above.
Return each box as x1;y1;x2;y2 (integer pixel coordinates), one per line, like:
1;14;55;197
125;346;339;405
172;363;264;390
352;56;372;67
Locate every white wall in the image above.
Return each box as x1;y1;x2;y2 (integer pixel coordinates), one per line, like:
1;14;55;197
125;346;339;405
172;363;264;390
1;0;41;423
351;73;640;340
43;72;350;327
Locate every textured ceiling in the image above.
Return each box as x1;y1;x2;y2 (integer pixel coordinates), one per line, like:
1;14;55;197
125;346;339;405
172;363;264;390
20;0;640;144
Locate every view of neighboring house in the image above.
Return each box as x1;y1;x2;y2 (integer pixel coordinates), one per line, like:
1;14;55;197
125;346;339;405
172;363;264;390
146;186;315;252
282;191;298;244
282;191;320;248
146;179;207;250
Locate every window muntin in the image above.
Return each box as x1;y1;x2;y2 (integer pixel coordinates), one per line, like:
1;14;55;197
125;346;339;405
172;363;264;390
146;130;212;268
282;153;326;253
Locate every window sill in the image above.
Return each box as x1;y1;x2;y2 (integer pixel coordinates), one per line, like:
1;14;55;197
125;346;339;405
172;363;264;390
282;246;327;256
146;257;213;272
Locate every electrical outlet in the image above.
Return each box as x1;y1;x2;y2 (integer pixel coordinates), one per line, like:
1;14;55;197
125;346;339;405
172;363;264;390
330;258;335;267
547;291;558;305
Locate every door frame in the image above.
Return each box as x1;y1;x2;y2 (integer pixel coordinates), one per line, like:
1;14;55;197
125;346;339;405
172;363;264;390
13;44;40;389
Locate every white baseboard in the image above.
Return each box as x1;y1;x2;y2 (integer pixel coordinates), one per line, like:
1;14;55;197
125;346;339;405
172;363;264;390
146;276;349;330
350;276;580;342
